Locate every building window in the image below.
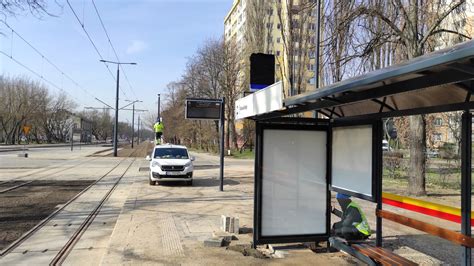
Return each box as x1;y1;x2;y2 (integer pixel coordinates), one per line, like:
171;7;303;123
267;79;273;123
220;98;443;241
276;51;281;56
433;132;442;141
434;117;443;126
277;37;281;43
277;23;281;29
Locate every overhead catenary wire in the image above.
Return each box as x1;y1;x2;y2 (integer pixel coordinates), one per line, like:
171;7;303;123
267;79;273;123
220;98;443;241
0;50;85;106
66;0;130;100
91;0;138;100
0;20;109;105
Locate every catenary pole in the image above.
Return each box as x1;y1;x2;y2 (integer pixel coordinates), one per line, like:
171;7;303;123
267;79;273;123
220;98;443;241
315;0;321;90
137;115;141;144
131;102;135;148
157;93;161;122
113;64;120;156
99;59;137;157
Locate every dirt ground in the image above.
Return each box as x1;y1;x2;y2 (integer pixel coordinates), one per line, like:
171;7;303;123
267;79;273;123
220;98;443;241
0;180;94;250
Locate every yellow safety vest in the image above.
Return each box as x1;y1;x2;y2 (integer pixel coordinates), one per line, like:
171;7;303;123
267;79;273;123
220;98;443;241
348;202;371;236
154;122;164;133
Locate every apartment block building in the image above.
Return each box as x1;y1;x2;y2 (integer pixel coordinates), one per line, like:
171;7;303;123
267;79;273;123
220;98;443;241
224;0;318;97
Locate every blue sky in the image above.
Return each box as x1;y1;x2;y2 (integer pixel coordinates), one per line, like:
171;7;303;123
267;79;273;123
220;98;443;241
0;0;232;124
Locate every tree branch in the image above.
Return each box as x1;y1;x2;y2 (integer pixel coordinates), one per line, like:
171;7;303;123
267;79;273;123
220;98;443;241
354;6;406;43
420;1;466;45
430;28;472;40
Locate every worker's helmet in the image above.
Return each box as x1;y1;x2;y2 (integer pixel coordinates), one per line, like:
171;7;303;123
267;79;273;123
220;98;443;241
336;193;351;199
336;193;351;210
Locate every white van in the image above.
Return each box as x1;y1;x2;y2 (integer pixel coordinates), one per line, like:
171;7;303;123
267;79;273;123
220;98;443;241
146;144;195;186
382;140;389;151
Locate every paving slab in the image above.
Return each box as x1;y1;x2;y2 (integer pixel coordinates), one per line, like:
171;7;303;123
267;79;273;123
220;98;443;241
63;161;143;266
99;153;355;265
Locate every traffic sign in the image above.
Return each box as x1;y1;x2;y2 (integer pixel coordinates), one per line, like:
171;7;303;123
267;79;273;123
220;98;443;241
22;125;31;135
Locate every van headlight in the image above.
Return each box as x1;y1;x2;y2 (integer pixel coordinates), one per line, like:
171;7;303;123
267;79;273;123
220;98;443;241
151;161;160;168
184;161;192;167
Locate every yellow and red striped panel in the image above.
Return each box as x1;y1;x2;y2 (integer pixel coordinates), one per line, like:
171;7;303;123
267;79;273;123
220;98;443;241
382;192;474;224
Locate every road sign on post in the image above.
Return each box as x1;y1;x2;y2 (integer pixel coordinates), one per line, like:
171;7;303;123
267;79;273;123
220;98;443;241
185;98;225;191
22;126;31;135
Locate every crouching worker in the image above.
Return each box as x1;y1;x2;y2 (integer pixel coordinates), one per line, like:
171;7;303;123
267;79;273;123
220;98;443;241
332;193;371;241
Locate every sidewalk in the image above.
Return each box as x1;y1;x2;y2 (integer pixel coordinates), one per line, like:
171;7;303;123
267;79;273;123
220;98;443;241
96;156;353;265
0;143;106;152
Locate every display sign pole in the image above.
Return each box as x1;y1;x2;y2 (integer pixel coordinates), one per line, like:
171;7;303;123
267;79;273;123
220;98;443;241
185;97;225;191
219;97;225;191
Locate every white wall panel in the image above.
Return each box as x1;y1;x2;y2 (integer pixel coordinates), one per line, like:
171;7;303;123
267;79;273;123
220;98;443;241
261;129;327;236
332;125;373;197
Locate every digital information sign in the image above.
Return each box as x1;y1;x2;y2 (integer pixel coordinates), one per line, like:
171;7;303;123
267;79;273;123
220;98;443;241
185;98;222;120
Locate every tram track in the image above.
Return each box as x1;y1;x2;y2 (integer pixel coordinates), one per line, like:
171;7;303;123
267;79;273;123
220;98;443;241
0;157;127;257
50;157;136;265
0;157;97;194
50;144;145;265
0;157;98;186
0;143;146;262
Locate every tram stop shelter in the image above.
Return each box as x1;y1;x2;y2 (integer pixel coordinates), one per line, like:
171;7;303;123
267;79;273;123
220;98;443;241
235;40;474;265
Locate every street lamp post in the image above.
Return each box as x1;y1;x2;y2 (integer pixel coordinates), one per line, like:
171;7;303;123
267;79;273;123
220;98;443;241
100;59;137;157
137;115;141;144
157;93;161;122
125;99;143;148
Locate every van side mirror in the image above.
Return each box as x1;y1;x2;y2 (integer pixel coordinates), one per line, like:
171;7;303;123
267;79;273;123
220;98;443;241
146;155;151;161
190;156;195;161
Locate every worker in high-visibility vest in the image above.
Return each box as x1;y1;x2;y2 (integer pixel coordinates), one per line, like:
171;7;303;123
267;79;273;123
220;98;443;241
154;120;164;145
332;193;371;240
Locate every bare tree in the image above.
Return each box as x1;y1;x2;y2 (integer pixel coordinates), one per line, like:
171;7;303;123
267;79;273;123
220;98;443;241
220;40;242;149
326;0;471;195
1;0;52;19
0;75;78;144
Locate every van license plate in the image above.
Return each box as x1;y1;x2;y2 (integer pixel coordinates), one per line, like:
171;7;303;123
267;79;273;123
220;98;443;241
166;172;179;176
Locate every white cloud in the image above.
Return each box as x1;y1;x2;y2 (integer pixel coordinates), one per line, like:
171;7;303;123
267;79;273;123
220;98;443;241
126;40;148;54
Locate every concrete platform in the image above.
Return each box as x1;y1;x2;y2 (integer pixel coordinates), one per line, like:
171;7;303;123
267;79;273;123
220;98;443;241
0;152;355;265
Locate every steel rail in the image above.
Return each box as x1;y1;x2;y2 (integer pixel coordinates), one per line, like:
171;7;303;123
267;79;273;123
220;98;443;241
0;158;127;257
50;157;136;265
0;157;97;194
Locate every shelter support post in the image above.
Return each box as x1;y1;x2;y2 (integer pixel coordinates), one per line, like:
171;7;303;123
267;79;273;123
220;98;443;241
253;121;262;249
461;110;472;266
375;120;383;247
219;97;225;192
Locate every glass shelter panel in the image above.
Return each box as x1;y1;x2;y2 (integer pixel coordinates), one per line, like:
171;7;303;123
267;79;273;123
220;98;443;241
261;129;327;236
332;125;373;198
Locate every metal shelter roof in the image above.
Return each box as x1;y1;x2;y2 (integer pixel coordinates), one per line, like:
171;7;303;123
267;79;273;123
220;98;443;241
254;40;474;121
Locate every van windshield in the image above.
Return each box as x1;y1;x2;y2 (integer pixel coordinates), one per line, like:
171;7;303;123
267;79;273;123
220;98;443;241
154;148;189;159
